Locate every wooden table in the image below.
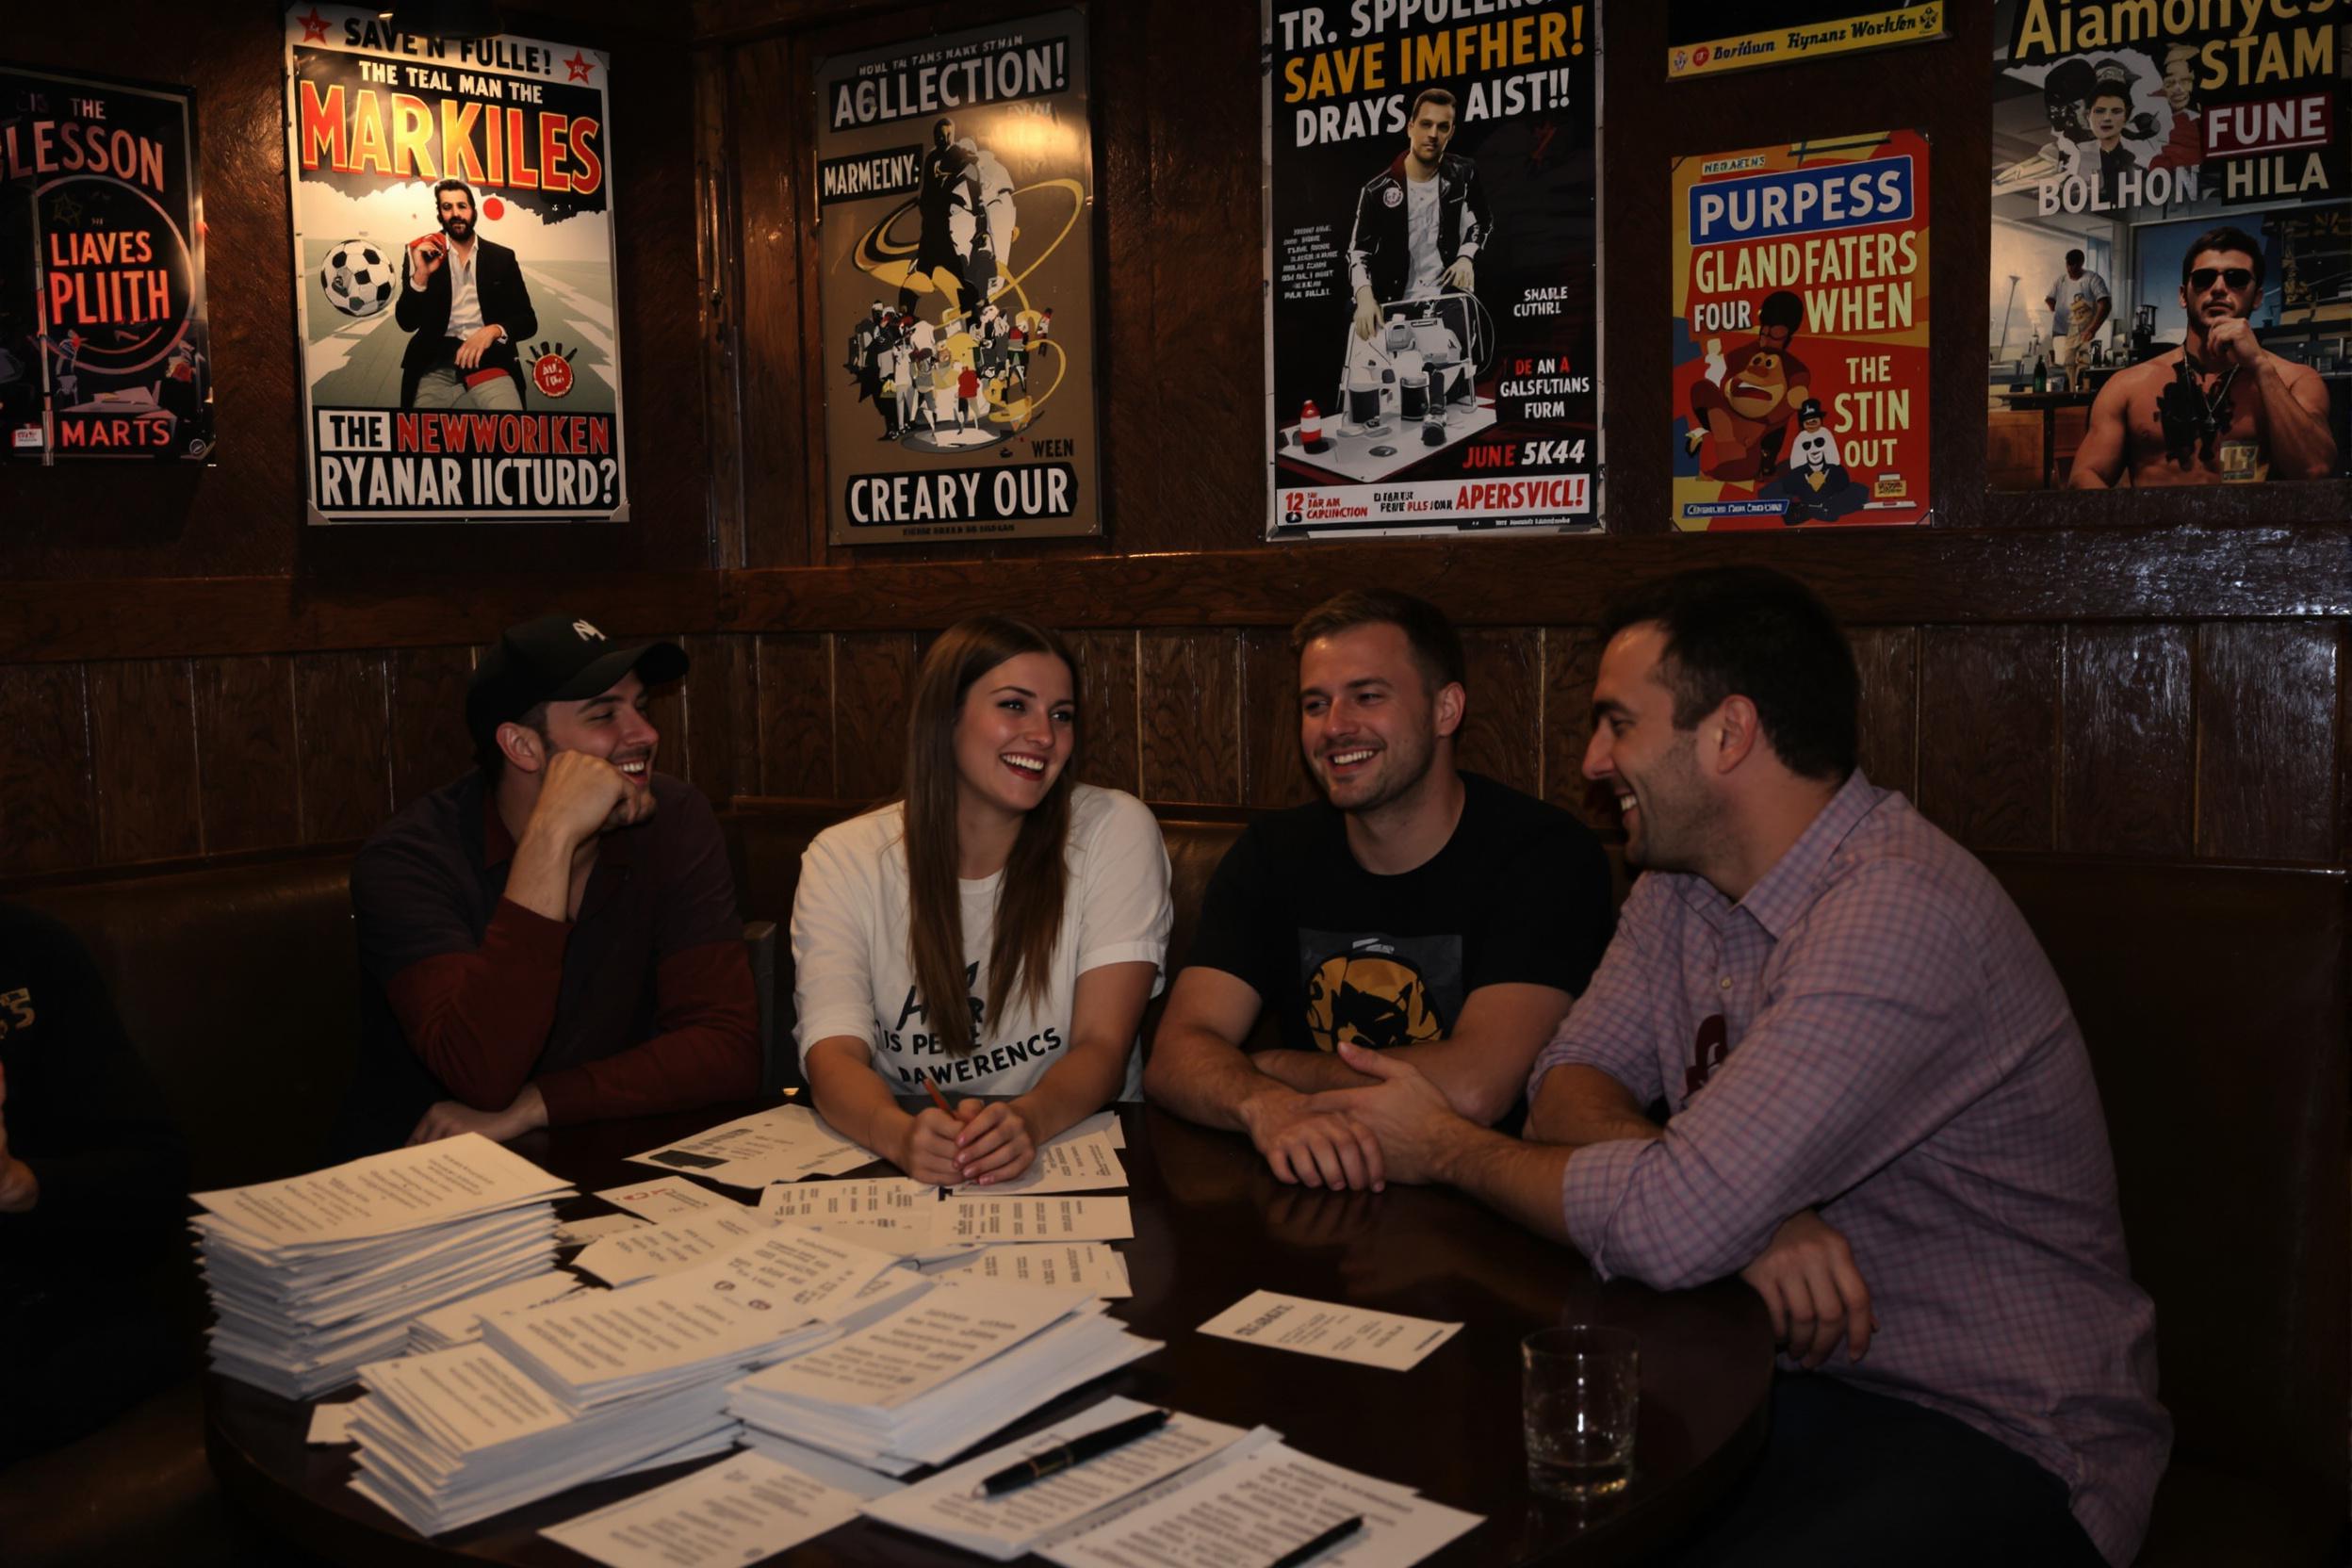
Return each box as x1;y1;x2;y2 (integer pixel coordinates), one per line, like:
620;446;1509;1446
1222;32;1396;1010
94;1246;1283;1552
206;1102;1772;1566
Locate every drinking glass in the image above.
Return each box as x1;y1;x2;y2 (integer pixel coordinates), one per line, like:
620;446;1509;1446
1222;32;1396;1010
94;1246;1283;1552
1522;1326;1638;1499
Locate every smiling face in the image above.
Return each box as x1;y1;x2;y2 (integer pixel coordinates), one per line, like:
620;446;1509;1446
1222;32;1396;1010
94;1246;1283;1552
1584;624;1723;874
1298;623;1459;817
542;671;657;798
952;651;1075;827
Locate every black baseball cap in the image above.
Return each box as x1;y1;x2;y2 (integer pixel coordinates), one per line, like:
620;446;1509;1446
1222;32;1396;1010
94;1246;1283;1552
466;613;689;751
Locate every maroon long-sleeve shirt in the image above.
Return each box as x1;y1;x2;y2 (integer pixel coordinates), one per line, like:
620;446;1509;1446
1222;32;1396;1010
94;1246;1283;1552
339;770;757;1153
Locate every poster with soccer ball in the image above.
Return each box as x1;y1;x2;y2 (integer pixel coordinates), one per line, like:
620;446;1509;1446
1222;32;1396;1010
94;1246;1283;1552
1;64;211;463
283;5;628;522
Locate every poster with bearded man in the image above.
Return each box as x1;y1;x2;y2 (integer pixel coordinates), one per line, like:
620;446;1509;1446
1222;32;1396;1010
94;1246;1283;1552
283;4;628;522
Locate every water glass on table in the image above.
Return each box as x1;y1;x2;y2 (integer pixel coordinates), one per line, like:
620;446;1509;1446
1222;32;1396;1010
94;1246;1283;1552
1522;1325;1638;1499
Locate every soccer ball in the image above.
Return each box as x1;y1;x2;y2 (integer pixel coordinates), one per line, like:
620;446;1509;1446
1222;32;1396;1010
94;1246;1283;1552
320;240;396;319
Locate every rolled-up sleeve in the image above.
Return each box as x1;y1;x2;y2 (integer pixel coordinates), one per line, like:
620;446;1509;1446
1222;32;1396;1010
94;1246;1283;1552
1561;867;1994;1289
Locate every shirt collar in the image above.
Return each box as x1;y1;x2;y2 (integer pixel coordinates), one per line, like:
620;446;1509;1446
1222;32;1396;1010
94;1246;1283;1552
1734;770;1884;940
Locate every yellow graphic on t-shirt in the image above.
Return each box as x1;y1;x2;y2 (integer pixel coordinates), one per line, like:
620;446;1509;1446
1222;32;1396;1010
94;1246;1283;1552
1303;955;1440;1054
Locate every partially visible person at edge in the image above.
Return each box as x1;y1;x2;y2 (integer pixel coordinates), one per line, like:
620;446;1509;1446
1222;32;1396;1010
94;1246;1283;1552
792;616;1171;1186
1145;590;1611;1190
1305;567;2168;1566
338;614;758;1155
0;902;189;1465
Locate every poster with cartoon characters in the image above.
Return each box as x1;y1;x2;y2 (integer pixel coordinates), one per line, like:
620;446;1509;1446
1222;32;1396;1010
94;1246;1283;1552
1666;3;1946;79
284;5;628;523
1989;2;2348;490
814;10;1100;544
1265;0;1598;539
1;65;210;462
1672;130;1931;530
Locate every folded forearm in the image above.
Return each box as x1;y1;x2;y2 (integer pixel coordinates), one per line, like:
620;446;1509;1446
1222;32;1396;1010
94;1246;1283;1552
1143;1027;1291;1132
387;901;568;1108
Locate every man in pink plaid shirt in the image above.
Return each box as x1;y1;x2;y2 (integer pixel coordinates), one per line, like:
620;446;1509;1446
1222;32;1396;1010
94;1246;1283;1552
1311;566;2168;1566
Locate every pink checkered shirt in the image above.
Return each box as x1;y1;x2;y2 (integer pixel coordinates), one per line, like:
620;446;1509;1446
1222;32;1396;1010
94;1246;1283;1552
1531;774;2169;1566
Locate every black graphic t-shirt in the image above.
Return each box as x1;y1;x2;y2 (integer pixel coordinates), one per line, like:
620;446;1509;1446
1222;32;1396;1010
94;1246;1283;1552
1186;773;1613;1055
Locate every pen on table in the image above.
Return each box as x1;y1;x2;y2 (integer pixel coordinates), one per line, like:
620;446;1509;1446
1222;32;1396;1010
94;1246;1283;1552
1268;1514;1364;1568
921;1078;957;1194
970;1409;1172;1497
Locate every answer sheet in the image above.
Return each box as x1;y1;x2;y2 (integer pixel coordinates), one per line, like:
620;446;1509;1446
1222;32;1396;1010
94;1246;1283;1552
860;1396;1254;1561
1043;1441;1483;1568
922;1242;1133;1298
953;1127;1127;1195
743;1280;1096;1411
1196;1291;1462;1372
570;1211;777;1286
539;1450;866;1568
628;1105;873;1186
592;1177;744;1222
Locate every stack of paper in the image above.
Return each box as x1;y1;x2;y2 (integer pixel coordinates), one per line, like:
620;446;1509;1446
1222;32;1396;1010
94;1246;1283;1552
347;1342;743;1534
347;1225;914;1534
629;1104;874;1187
407;1270;588;1354
730;1277;1159;1476
191;1135;575;1397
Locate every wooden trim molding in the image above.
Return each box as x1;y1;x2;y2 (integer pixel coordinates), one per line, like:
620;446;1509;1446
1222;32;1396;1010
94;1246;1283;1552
4;526;2348;663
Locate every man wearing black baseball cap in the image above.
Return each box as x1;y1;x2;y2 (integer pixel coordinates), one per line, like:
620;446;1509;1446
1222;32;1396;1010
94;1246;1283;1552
337;614;759;1155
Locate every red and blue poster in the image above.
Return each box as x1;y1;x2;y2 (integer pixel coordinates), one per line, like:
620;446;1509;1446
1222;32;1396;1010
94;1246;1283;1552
1;64;211;462
1671;129;1931;529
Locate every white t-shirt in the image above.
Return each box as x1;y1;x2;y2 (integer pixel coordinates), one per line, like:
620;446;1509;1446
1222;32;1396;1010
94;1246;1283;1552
791;785;1172;1099
1405;175;1444;296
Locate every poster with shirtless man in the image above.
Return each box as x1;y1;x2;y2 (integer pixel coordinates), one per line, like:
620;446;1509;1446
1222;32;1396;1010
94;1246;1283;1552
1989;0;2346;490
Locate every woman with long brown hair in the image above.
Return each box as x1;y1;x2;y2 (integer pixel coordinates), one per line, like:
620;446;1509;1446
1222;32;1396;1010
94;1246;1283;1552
792;617;1170;1185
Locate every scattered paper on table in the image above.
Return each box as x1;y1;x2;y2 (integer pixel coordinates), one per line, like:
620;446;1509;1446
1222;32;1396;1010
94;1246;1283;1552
860;1396;1255;1561
593;1176;743;1222
307;1399;366;1445
1197;1291;1462;1372
570;1210;777;1287
556;1213;651;1247
945;1195;1135;1244
922;1242;1132;1298
539;1450;866;1568
629;1104;873;1187
1042;1440;1482;1568
956;1126;1127;1195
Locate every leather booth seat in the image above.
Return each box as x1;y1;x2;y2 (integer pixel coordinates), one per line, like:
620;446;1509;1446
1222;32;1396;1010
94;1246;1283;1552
0;800;2341;1566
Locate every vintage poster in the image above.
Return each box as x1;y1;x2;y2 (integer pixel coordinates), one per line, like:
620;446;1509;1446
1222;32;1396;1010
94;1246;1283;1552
1672;130;1931;530
1265;0;1599;539
1667;3;1947;79
283;5;628;523
814;10;1100;545
1;65;210;462
1989;1;2349;490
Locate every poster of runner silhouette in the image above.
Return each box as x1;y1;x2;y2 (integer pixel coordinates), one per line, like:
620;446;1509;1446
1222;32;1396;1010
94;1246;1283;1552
814;9;1100;544
1;64;211;463
284;4;628;522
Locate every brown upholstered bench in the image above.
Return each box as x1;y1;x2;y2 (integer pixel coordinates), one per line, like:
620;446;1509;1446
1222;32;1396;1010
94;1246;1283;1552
0;803;2341;1567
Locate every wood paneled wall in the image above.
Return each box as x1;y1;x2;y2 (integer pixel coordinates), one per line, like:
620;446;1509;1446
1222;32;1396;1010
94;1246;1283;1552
2;0;2346;888
8;613;2343;880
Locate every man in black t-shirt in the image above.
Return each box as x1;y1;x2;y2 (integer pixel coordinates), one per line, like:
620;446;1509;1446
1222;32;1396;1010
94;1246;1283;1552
0;903;189;1466
1146;591;1612;1191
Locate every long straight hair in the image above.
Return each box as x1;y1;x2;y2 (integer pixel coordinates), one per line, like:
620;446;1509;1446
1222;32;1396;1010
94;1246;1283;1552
901;616;1081;1057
